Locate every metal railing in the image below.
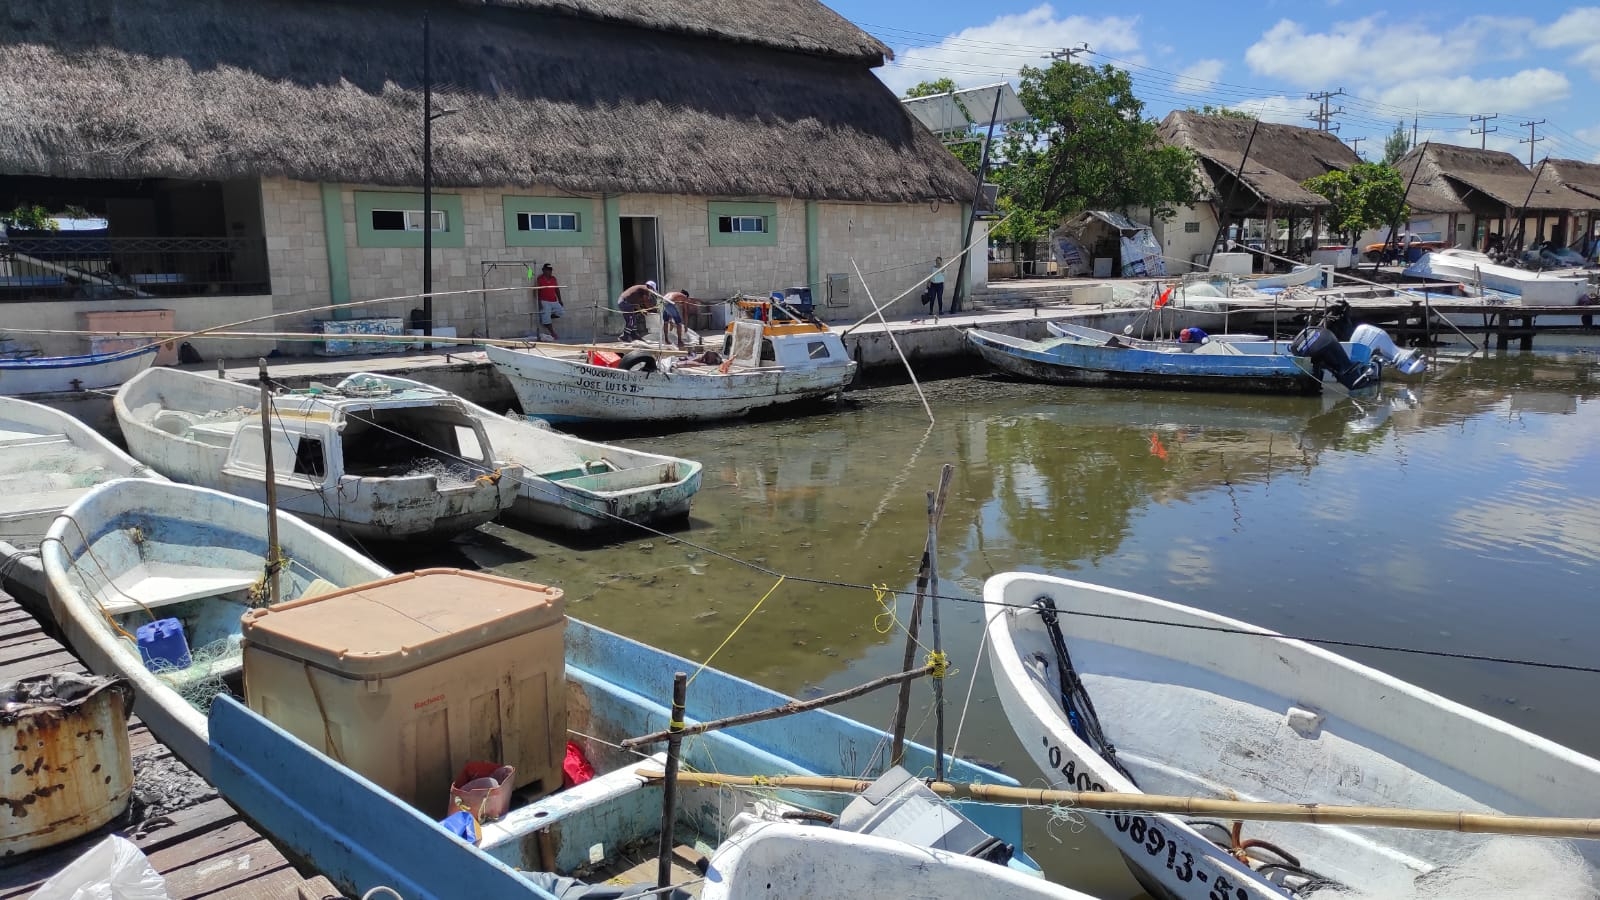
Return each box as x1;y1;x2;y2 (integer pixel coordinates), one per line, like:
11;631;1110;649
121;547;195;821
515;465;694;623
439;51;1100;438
0;234;271;300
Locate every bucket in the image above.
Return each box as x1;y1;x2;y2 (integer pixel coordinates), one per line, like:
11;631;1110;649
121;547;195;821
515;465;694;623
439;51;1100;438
136;618;191;671
448;761;516;821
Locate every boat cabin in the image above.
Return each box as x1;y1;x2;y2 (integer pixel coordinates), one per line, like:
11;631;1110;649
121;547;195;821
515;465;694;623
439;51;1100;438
720;309;850;371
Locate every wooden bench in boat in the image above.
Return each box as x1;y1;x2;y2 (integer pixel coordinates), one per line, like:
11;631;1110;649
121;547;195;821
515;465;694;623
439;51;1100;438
0;429;70;450
93;563;263;616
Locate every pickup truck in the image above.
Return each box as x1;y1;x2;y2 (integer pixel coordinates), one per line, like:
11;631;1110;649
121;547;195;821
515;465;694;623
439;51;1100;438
1363;238;1448;262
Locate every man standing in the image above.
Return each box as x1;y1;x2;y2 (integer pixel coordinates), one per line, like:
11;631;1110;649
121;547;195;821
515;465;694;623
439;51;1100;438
534;263;562;341
617;280;655;341
660;288;694;348
927;256;947;316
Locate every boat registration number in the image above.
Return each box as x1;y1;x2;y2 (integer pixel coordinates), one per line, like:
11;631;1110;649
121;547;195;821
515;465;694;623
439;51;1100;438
1041;736;1250;900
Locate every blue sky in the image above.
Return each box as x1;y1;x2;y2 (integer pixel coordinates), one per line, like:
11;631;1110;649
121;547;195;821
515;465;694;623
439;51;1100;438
828;1;1600;162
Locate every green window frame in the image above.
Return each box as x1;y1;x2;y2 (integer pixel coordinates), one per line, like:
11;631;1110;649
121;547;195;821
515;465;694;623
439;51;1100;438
354;191;465;249
503;196;597;247
708;201;777;247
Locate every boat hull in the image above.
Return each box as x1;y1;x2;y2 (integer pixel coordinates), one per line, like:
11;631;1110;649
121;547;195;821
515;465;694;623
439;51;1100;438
985;571;1600;898
0;346;157;396
487;344;855;423
968;329;1322;395
1407;251;1589;305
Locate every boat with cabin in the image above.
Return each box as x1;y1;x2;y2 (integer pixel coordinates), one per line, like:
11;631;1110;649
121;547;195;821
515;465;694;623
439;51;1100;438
487;299;856;423
985;571;1600;899
114;366;519;541
334;373;702;533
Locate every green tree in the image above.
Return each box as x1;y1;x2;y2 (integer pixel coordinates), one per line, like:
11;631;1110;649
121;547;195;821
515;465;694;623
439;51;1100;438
0;204;56;231
1303;162;1408;244
999;62;1198;223
904;78;958;99
1187;105;1256;120
1383;120;1411;165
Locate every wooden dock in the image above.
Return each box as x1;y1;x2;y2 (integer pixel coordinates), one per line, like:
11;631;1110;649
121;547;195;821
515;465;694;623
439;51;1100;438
0;591;338;899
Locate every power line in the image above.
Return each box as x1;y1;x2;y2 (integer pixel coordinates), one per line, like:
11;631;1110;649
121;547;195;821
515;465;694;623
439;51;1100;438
1469;113;1499;150
1519;119;1547;166
1044;43;1090;63
1347;136;1366;157
1306;88;1345;133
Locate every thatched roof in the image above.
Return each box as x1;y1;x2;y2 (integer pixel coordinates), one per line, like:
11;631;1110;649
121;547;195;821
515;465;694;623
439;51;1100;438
1159;111;1360;210
0;0;973;204
1545;158;1600;205
1395;145;1592;214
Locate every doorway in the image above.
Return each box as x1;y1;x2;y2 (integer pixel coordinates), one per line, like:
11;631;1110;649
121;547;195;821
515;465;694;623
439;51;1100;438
620;216;662;290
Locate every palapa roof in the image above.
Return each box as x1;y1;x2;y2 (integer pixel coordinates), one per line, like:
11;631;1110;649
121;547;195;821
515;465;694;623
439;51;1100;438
1159;111;1361;210
1395;145;1593;214
1545;158;1600;205
0;0;975;204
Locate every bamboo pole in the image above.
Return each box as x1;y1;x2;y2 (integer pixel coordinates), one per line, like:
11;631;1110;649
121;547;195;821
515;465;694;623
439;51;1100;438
656;673;687;890
850;258;933;425
621;664;934;750
926;464;954;782
257;359;281;606
0;328;697;355
633;771;1600;841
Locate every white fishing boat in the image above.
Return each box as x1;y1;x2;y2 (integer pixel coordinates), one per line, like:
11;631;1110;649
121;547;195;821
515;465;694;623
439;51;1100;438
0;396;163;614
115;367;520;541
985;571;1600;899
40;478;389;778
335;373;702;532
1405;249;1590;306
0;345;158;396
488;309;856;423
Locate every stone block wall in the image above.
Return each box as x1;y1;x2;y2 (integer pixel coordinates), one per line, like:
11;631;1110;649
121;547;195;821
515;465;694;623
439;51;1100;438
815;202;963;321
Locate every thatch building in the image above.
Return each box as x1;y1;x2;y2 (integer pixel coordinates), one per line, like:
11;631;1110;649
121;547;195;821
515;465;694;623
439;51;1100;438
1153;111;1360;272
1543;159;1600;253
1393;145;1592;253
0;0;975;353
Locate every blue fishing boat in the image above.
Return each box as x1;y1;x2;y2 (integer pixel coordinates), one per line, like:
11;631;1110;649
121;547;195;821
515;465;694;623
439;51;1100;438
0;344;157;396
210;614;1059;899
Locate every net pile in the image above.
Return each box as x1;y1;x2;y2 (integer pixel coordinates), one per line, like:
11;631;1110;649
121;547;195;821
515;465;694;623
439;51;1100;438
149;636;238;714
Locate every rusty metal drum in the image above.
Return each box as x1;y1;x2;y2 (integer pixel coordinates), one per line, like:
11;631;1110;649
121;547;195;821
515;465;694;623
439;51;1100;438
2;673;135;858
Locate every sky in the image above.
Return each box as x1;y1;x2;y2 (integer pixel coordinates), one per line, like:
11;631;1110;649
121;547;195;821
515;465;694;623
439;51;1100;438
827;0;1600;163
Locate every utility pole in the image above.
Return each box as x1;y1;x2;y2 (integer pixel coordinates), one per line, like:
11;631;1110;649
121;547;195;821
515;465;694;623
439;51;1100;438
1519;119;1546;166
1412;113;1418;147
1347;136;1366;157
1306;89;1345;133
1469;113;1499;150
1044;43;1090;62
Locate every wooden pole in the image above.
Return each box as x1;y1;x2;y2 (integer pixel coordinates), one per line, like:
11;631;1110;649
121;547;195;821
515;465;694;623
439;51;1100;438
0;328;698;355
622;665;934;749
927;465;954;781
656;672;687;890
257;359;281;606
888;582;926;767
635;771;1600;841
850;259;933;425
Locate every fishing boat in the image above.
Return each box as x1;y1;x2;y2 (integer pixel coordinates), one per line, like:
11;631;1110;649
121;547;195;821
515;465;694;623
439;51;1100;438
0;345;157;396
984;571;1600;899
115;366;520;541
208;585;1059;899
1405;249;1590;306
335;373;703;532
965;328;1356;395
487;307;856;423
0;396;163;616
40;478;389;777
1047;321;1427;377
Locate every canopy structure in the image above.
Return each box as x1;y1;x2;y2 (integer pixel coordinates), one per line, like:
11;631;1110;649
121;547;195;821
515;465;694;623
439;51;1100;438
901;83;1030;134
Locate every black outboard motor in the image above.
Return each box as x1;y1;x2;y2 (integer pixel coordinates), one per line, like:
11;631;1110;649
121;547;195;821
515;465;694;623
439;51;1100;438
1290;325;1382;390
1321;298;1356;341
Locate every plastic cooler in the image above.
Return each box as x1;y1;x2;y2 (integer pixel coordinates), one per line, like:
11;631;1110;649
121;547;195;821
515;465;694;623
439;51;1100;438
240;569;566;814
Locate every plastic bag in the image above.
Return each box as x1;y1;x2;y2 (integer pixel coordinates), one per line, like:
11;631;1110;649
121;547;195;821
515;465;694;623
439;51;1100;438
29;835;169;900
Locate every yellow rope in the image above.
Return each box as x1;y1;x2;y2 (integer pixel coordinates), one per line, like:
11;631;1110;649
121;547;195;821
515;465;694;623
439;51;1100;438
925;650;954;680
687;575;784;687
871;583;896;635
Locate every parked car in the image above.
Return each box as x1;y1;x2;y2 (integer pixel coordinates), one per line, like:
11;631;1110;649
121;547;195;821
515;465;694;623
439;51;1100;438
1364;236;1448;262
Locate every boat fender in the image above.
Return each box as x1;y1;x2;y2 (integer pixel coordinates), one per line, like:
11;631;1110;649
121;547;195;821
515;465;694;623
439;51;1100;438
618;350;658;373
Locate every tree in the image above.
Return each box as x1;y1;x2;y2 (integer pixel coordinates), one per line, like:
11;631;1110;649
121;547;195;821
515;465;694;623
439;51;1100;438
1383;120;1411;165
0;204;56;231
904;78;958;99
1303;162;1408;244
998;62;1198;225
1187;105;1255;120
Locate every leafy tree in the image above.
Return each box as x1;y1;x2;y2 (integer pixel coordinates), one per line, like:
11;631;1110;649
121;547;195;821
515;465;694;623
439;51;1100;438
0;204;57;231
1187;105;1255;120
1303;162;1408;244
1383;120;1411;165
998;62;1198;224
904;78;958;99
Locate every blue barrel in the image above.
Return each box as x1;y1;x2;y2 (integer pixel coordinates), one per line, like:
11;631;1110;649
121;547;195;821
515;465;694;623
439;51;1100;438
136;618;192;671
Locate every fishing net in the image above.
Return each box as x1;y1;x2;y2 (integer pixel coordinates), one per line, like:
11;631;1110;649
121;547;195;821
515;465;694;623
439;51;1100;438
1336;837;1595;900
405;456;483;487
147;637;239;714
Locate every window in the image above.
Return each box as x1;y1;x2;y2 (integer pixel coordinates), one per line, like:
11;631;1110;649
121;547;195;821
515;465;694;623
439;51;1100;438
293;437;327;479
718;215;767;234
371;209;447;232
1184;221;1201;233
807;341;831;360
517;212;579;232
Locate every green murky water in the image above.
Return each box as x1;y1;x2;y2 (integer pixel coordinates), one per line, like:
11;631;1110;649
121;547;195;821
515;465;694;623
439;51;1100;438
398;347;1600;896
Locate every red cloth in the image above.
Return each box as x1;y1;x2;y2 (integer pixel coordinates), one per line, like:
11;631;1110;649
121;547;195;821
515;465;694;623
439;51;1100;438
562;741;596;788
536;273;560;304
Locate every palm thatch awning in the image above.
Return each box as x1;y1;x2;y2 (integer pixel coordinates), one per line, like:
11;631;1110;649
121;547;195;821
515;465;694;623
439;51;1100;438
1545;158;1600;205
1396;145;1592;215
0;0;974;204
1158;111;1360;213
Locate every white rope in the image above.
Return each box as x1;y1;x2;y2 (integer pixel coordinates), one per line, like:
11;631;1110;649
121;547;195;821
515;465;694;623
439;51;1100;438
850;258;933;425
948;604;1005;764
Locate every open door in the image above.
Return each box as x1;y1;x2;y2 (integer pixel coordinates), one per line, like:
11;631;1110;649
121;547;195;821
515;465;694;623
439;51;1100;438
619;216;662;289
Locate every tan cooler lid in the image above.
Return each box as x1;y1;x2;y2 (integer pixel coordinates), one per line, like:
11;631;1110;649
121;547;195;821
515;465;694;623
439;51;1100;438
241;568;564;677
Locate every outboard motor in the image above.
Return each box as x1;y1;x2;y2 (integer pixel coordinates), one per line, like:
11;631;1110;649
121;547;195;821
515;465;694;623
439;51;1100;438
1321;298;1356;341
1290;325;1383;390
1349;323;1427;376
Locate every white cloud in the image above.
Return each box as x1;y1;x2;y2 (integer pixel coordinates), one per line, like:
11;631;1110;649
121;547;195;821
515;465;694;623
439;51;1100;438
1243;16;1535;87
1371;69;1570;117
1533;7;1600;47
1228;95;1319;126
874;5;1142;96
1173;59;1226;95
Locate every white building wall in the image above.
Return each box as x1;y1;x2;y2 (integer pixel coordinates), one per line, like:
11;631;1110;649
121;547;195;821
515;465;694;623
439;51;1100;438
814;202;962;320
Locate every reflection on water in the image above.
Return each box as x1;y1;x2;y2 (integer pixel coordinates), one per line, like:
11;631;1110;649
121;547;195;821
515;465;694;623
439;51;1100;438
421;350;1600;896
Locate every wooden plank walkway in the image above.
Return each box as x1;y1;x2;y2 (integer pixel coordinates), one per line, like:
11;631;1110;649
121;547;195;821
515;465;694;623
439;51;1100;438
0;591;339;899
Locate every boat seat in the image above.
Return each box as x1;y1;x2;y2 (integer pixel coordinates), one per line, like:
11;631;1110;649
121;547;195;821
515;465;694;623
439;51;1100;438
0;429;68;450
94;563;262;616
188;420;245;447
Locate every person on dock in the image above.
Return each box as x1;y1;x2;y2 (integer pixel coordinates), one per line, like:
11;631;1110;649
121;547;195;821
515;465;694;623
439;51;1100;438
534;263;563;341
617;281;655;342
927;257;947;316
